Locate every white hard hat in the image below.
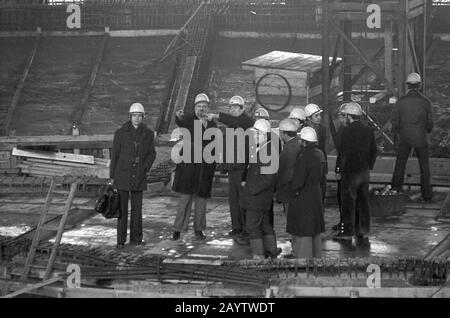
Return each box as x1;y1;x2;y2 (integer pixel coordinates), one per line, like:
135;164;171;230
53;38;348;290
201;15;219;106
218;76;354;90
343;102;362;116
194;93;210;105
229;95;245;107
169;128;183;142
337;103;347;115
253;119;272;133
129;103;145;114
299;127;318;142
406;72;422;84
289;107;307;121
255;107;270;119
305;103;323;117
278;118;299;132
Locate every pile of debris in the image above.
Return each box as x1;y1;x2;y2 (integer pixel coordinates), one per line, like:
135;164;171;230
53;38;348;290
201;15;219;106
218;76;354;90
12;147;110;179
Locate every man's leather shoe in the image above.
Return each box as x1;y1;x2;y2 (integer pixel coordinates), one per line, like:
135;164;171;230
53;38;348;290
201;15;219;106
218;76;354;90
195;231;206;241
116;243;125;249
172;231;180;240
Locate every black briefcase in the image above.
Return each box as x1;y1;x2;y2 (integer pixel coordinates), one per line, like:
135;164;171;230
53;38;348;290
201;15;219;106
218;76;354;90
95;185;121;219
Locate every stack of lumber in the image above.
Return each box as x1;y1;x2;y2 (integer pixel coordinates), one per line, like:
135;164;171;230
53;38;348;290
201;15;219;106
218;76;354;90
13;147;110;179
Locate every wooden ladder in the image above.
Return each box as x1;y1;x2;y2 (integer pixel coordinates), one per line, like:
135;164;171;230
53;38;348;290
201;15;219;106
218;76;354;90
20;179;78;281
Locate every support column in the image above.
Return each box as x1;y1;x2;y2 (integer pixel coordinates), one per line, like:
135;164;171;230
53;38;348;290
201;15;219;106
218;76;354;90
343;20;352;101
321;1;330;112
397;0;408;96
384;21;394;85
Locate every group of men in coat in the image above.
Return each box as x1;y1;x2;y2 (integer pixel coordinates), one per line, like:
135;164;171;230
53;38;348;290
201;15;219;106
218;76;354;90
109;71;433;259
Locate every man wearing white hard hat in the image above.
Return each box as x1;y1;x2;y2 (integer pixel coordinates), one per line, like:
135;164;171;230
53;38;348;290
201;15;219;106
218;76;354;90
172;93;217;241
287;127;325;259
240;119;279;259
110;103;156;249
334;102;377;242
254;107;270;120
391;72;434;202
288;107;307;132
331;103;349;232
305;103;328;203
207;95;254;240
276;119;301;214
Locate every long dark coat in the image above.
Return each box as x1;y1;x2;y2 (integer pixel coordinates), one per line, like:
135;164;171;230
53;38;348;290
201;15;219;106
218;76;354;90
276;137;302;203
392;90;433;148
240;140;277;211
287;144;326;237
172;113;217;198
110;121;156;191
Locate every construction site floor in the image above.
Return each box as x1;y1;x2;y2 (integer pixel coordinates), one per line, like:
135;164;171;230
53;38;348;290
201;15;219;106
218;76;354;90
1;190;449;261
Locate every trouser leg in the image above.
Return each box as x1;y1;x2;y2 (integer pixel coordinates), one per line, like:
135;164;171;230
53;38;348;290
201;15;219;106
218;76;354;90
341;173;357;235
193;195;207;231
320;174;327;204
416;146;432;200
312;234;322;258
292;236;313;259
173;193;193;232
337;179;342;222
228;170;245;233
129;191;143;243
245;208;265;240
268;200;274;227
355;170;370;236
117;190;129;245
391;139;412;190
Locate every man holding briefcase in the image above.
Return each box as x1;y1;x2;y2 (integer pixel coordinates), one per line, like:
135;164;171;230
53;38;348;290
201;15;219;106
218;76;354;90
110;103;157;249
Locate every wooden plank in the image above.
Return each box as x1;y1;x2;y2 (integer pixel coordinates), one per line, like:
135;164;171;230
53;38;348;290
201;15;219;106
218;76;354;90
169;55;197;129
3;34;42;136
21;179;56;281
1;277;61;298
71;34;109;127
0;135;114;151
407;24;421;73
12;148;95;165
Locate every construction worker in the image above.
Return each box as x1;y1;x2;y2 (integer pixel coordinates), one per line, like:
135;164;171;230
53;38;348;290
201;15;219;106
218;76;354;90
251;106;279;228
240;119;279;259
332;104;348;231
334;102;377;242
305;103;328;203
391;72;434;202
287;127;325;259
172;93;217;241
254;107;270;120
288;107;307;132
207;96;254;240
110;103;157;249
276;119;301;215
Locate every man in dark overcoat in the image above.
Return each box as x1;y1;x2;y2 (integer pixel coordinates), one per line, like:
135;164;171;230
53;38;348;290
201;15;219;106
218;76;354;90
287;127;326;259
240;119;279;259
171;93;217;241
334;102;377;242
276;118;301;214
110;103;157;249
391;72;434;202
207;95;254;240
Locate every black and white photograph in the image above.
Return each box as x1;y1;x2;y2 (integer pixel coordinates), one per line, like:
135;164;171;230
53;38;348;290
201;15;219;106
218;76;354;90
0;0;449;302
